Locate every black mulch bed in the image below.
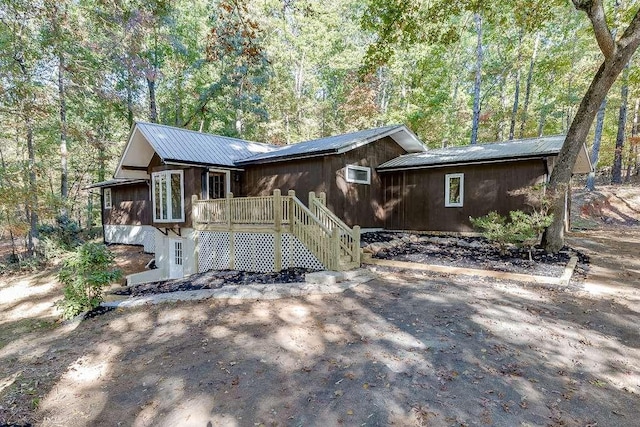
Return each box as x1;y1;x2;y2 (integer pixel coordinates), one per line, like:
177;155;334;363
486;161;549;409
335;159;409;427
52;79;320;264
112;267;312;297
363;232;590;278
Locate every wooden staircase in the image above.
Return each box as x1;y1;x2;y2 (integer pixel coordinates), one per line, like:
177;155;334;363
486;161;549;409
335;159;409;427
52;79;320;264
193;190;361;271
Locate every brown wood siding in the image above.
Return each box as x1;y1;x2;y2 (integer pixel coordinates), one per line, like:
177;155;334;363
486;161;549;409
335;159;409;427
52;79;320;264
243;136;407;228
382;159;548;232
103;183;151;225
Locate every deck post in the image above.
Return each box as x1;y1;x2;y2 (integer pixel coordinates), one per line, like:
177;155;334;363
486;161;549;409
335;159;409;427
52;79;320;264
318;192;326;205
352;225;361;266
191;195;199;225
288;190;295;233
226;192;235;269
331;227;340;271
308;191;316;207
273;189;282;271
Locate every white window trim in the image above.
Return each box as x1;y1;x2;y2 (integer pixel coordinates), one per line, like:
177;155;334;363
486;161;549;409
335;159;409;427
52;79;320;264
151;170;185;223
104;188;112;209
345;164;371;185
445;173;464;207
206;169;231;199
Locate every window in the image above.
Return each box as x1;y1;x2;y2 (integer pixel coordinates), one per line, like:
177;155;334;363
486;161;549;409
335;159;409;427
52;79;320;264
206;170;230;199
152;170;184;222
104;188;112;209
445;173;464;207
345;165;371;184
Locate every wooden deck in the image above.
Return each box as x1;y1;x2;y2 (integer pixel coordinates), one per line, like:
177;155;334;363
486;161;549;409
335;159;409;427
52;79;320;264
192;190;360;271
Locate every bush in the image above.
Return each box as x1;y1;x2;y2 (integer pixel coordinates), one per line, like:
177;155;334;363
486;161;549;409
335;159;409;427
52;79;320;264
38;215;83;253
470;210;553;257
56;243;122;320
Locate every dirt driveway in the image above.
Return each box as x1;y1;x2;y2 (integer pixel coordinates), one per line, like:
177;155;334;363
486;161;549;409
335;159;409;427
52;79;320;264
1;227;639;427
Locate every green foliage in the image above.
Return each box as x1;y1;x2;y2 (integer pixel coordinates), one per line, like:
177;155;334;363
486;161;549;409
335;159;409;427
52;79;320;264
470;210;553;254
56;243;122;320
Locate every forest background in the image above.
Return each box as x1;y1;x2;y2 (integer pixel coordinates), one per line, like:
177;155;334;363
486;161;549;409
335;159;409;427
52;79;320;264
1;0;638;254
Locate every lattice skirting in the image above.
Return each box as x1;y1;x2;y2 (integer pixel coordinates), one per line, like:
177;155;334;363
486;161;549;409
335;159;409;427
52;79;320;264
104;225;155;253
198;231;324;273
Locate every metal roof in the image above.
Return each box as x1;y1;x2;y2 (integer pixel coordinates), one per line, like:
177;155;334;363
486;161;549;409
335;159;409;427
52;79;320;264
84;178;147;190
136;122;277;167
237;124;425;165
378;135;569;170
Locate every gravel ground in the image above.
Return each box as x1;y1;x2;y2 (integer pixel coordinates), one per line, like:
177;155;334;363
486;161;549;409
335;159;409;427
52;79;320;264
363;232;589;278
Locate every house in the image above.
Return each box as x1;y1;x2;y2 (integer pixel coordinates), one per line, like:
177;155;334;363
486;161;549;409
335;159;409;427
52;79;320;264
376;136;592;231
91;122;591;283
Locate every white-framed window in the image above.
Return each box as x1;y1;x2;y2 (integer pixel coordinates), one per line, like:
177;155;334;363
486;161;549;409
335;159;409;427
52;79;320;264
206;169;231;199
345;165;371;184
445;173;464;207
104;188;112;209
152;170;185;222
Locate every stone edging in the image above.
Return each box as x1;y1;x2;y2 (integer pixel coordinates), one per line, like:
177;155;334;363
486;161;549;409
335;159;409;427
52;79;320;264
101;270;375;309
363;255;579;286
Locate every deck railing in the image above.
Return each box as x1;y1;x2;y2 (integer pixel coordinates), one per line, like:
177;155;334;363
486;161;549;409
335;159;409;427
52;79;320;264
192;190;360;271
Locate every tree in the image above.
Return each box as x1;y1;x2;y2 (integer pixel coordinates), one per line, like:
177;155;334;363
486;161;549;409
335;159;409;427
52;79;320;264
543;0;640;252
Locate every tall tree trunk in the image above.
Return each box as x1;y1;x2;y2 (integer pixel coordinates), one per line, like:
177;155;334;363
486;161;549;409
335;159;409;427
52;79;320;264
58;53;68;212
612;64;630;184
147;75;158;123
543;57;638;252
509;32;523;140
25;115;38;255
585;98;607;191
626;98;639;181
498;75;507;140
520;33;540;138
470;13;483;145
126;68;134;128
509;69;521;140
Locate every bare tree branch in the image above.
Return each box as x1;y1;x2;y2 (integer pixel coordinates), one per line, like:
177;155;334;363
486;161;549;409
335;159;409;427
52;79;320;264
573;0;616;59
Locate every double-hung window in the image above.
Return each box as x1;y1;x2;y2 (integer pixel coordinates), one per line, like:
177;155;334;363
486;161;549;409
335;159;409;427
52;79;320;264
445;173;464;207
345;165;371;184
152;170;184;222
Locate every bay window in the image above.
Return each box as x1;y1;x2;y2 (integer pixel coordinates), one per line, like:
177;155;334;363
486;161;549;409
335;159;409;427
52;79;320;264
152;170;184;222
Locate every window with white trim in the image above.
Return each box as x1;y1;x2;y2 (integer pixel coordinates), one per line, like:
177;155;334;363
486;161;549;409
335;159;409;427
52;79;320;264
152;170;185;222
345;165;371;184
445;173;464;207
104;188;112;209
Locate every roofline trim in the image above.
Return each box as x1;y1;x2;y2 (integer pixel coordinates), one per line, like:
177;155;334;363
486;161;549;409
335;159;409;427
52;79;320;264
236;125;425;165
164;160;245;171
377;155;554;172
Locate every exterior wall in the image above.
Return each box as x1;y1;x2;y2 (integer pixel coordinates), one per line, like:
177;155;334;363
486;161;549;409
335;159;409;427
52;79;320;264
104;225;156;253
243;136;407;228
381;159;548;232
103;182;151;226
198;231;324;273
152;228;198;279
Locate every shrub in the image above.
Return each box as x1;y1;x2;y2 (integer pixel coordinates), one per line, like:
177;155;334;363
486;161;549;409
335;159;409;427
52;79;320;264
470;210;553;258
56;243;122;320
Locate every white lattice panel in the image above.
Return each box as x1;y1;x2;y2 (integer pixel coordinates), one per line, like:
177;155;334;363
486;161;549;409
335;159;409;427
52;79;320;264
142;228;155;253
255;233;275;272
198;231;230;273
197;231;323;273
288;233;324;270
234;233;254;271
233;233;276;273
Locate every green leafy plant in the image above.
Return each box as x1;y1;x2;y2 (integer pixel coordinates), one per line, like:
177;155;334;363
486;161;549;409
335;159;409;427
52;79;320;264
56;243;122;320
470;184;555;259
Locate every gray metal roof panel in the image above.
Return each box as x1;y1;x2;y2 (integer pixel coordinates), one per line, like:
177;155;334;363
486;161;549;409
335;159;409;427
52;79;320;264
237;125;406;164
136;122;277;167
378;135;566;170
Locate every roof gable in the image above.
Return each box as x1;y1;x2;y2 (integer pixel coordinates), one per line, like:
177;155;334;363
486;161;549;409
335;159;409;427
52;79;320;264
114;122;277;179
378;135;592;173
236;124;426;165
